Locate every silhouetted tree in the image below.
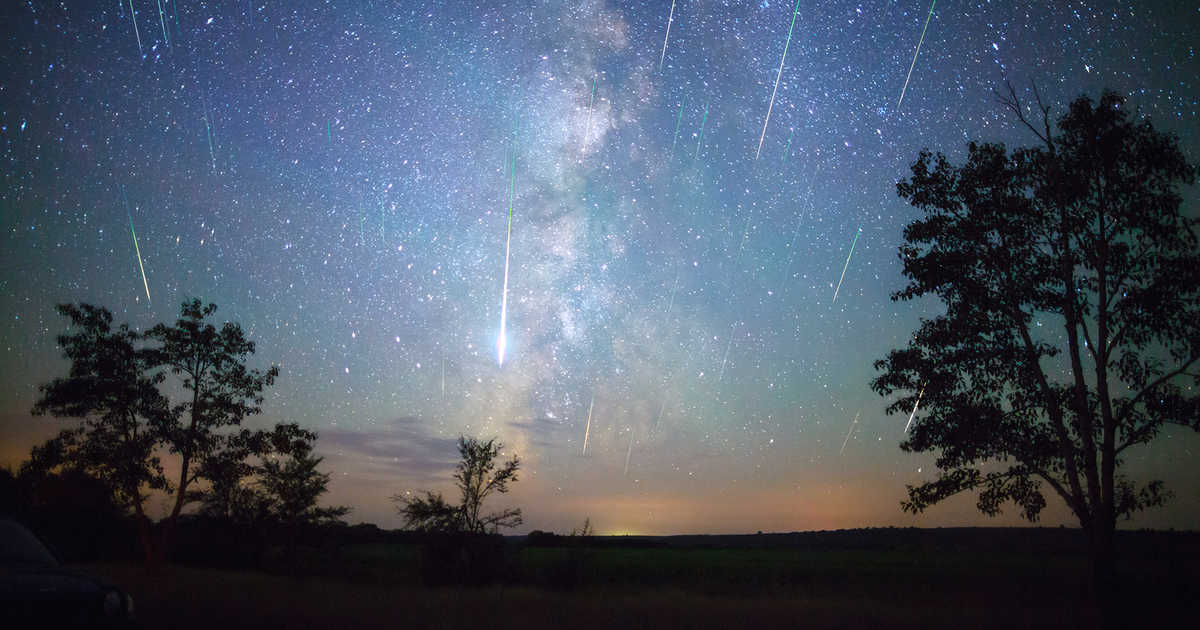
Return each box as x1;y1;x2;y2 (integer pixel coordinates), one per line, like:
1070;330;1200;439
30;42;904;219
30;303;169;560
393;436;522;534
872;86;1199;626
30;299;290;566
259;439;350;559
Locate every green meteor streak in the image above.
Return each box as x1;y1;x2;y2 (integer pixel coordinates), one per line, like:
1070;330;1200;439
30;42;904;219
694;103;708;160
121;187;151;305
756;0;802;160
781;127;794;165
327;120;332;145
898;0;937;111
832;226;861;303
670;94;687;152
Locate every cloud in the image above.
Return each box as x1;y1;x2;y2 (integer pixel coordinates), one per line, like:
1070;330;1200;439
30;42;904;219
319;416;460;484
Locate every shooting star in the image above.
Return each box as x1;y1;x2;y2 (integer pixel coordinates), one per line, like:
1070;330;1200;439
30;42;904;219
832;226;861;303
897;0;937;111
121;187;151;304
581;77;596;156
781;127;794;166
201;95;216;170
694;103;708;160
664;269;680;320
670;94;687;153
581;394;595;456
756;0;803;160
498;122;517;366
717;322;737;384
156;0;169;45
903;383;927;433
441;356;445;398
623;429;634;476
839;410;861;455
659;0;676;70
128;0;143;56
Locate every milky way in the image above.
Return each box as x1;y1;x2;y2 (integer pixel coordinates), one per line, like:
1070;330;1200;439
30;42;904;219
1;1;1197;534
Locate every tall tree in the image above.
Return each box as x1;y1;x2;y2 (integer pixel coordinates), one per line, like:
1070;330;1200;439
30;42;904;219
146;299;280;557
30;303;169;560
393;436;522;534
30;300;288;566
872;87;1199;625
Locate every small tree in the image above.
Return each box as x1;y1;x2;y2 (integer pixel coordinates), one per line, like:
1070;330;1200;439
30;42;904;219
393;436;522;534
873;86;1198;625
259;440;350;559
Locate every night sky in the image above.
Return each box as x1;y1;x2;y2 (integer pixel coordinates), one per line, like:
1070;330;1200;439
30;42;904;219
2;1;1197;534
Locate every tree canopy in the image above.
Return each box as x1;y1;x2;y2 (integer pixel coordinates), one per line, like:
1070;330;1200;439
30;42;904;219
872;87;1198;613
394;436;522;534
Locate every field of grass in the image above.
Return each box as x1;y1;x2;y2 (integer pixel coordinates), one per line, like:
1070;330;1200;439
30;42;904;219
78;530;1197;629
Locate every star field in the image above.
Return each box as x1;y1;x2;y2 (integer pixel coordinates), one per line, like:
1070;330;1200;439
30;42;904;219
2;1;1197;533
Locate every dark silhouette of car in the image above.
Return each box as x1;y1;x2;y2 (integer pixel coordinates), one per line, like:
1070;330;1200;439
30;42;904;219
0;518;136;628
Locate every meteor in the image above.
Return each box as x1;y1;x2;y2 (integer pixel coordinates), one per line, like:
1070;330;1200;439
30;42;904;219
498;128;516;366
904;383;927;433
581;394;595;456
128;0;143;56
659;0;676;70
664;270;680;320
832;226;861;303
623;429;634;476
839;410;861;455
897;0;937;111
201;95;216;170
756;0;802;160
717;322;737;384
694;103;708;160
121;187;151;304
670;94;687;152
581;77;596;156
156;0;169;45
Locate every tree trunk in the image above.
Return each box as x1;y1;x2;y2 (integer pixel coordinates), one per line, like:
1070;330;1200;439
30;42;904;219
1088;518;1118;630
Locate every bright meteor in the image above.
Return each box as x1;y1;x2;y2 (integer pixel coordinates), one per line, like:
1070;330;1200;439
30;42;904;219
581;393;595;456
498;120;517;366
904;383;927;433
756;0;802;160
832;226;861;303
121;187;151;305
659;0;676;70
897;0;937;111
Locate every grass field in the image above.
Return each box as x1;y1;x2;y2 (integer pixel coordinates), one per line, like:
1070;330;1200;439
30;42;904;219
75;529;1198;629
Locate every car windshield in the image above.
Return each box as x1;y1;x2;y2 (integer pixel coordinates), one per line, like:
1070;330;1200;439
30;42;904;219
0;520;59;567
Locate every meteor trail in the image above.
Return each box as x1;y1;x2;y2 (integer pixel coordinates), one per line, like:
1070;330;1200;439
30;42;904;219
581;77;596;156
694;103;708;160
581;394;595;456
756;0;802;160
839;410;861;455
781;127;794;165
128;0;143;56
498;120;517;366
121;187;151;304
897;0;937;111
670;94;687;152
717;322;737;384
832;226;861;303
659;0;676;70
623;429;634;476
201;95;216;170
904;383;927;433
665;269;680;320
156;0;169;45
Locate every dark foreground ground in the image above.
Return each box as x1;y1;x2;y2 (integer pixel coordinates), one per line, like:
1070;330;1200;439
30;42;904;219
80;528;1198;630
